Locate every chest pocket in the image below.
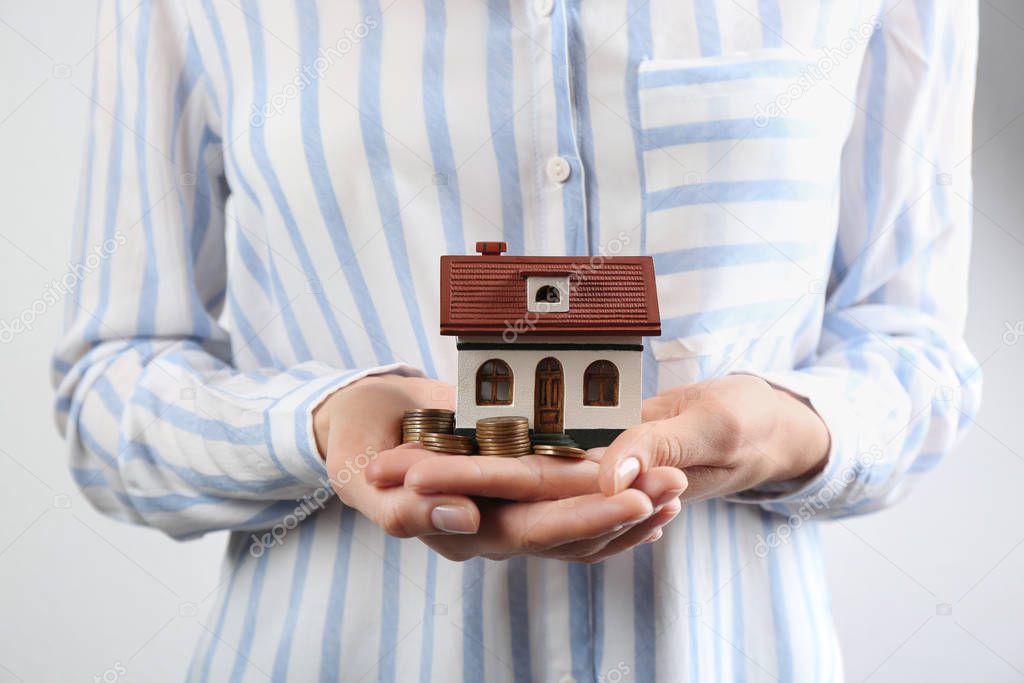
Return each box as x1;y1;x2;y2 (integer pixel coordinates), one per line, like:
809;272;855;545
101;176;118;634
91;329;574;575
637;49;852;374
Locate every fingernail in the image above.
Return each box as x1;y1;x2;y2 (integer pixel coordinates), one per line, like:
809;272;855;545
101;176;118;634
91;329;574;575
654;487;685;508
644;529;664;544
613;457;641;493
431;505;476;534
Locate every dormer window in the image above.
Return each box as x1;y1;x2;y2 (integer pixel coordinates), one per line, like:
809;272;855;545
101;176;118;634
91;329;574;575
535;285;560;304
526;275;570;313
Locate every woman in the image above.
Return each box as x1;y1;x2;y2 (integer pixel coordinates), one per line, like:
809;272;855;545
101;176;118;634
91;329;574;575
54;0;980;680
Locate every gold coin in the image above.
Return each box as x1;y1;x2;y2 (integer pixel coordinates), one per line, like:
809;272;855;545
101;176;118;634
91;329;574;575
419;436;475;446
403;425;453;432
474;434;532;442
476;416;528;425
475;420;527;433
478;448;532;455
475;430;529;438
404;408;455;417
532;445;587;459
402;411;455;443
421;444;477;454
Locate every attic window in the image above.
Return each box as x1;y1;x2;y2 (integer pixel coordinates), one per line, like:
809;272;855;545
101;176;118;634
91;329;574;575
535;285;560;304
526;275;570;313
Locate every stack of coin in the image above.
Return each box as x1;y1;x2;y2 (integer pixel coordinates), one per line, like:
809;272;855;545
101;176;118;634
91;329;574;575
532;444;587;459
418;432;477;455
402;409;455;444
475;416;532;457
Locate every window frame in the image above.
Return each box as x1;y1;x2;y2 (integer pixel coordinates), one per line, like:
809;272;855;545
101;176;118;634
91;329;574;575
583;360;619;407
476;359;514;406
525;275;571;313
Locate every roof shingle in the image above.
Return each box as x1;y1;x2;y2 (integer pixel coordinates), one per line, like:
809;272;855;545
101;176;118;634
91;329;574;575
440;255;661;336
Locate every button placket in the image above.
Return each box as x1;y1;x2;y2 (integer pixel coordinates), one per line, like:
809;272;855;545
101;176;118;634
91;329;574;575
548;0;588;254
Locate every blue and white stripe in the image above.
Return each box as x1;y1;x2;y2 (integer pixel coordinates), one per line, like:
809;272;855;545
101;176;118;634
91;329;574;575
53;1;981;680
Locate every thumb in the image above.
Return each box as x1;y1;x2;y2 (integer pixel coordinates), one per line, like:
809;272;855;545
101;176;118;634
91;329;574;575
598;417;693;496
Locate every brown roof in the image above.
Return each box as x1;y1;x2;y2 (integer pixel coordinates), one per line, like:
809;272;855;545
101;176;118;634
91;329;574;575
440;254;661;336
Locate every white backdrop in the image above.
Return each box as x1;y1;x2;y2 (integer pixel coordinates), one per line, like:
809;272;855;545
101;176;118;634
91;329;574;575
1;1;1022;681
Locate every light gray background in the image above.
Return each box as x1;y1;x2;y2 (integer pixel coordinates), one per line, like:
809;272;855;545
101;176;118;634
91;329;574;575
1;2;1021;681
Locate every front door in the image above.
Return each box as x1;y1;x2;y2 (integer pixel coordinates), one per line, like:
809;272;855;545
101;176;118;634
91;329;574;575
534;357;564;433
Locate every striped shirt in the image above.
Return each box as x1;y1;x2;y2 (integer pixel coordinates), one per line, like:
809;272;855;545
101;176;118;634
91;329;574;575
53;0;982;681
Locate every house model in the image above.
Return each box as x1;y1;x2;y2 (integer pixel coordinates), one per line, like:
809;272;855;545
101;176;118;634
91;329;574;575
440;242;661;450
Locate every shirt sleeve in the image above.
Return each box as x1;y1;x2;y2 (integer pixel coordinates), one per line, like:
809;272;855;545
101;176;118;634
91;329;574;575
726;0;982;518
51;0;419;540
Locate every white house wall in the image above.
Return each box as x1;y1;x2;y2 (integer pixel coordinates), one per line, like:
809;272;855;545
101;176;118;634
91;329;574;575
455;341;643;431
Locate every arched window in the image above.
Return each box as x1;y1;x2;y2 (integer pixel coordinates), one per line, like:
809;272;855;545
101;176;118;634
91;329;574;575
584;360;618;406
535;284;561;304
476;359;513;405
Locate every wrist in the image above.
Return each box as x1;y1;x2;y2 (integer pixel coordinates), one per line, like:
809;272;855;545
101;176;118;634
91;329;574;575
769;387;830;483
312;392;337;462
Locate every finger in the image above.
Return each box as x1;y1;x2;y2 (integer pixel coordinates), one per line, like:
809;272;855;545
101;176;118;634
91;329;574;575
364;445;445;487
677;466;738;504
632;466;688;507
476;489;654;555
405;454;602;501
365;487;482;537
541;497;682;561
588;448;687;504
598;416;701;496
577;497;682;563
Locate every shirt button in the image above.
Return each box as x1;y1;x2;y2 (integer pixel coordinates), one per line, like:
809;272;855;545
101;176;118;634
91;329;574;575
546;156;571;184
536;0;555;18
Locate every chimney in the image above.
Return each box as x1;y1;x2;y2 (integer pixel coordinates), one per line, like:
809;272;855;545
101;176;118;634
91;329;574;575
475;241;508;256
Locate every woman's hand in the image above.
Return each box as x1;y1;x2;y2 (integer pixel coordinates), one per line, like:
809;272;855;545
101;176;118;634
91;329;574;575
369;448;686;562
596;374;831;503
314;375;482;535
314;374;686;562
